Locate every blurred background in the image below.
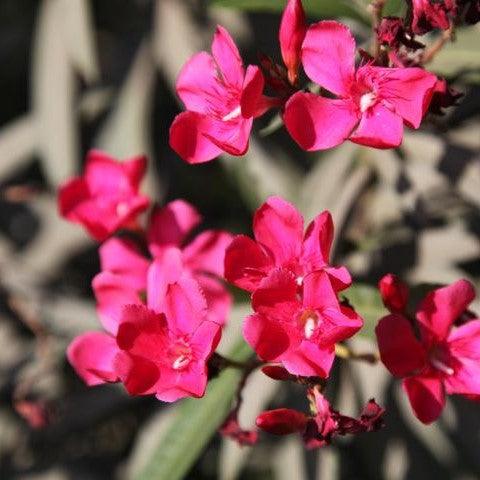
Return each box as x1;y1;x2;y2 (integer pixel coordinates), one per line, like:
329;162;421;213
0;0;479;479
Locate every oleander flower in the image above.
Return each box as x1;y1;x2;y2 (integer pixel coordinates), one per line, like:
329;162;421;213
376;279;480;423
58;150;149;241
284;21;437;150
169;26;266;163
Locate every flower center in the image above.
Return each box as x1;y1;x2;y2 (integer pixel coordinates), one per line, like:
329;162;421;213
298;310;320;339
359;92;377;113
222;105;242;122
429;345;454;376
169;340;193;370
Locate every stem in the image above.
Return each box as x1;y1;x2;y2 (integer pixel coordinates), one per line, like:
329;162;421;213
335;343;379;364
422;26;454;64
369;0;387;60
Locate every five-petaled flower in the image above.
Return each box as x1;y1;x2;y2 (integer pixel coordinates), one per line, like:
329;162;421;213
376;277;480;423
169;26;266;164
58;150;150;241
68;253;222;402
224;196;351;294
284;21;438;150
244;269;362;377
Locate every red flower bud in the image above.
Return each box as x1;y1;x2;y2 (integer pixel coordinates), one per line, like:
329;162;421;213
378;274;409;313
256;408;308;435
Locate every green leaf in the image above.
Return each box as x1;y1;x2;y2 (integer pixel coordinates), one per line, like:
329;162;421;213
133;340;252;480
343;283;386;340
210;0;369;22
428;27;480;83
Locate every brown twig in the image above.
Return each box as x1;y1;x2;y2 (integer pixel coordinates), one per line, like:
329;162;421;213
335;343;379;364
422;26;454;64
369;0;387;60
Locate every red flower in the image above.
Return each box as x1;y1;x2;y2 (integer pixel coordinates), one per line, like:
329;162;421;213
284;21;437;150
376;279;480;423
169;26;266;164
58;150;149;241
68;253;222;402
244;269;362;378
224;196;351;293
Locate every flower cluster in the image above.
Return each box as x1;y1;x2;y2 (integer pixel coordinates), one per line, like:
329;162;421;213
57;0;479;453
166;0;478;163
60;152;231;401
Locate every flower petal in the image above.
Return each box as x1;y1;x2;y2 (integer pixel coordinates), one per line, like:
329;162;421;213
284;93;358;151
240;65;265;118
301;20;356;96
302;211;333;270
350;104;404;148
243;313;293;361
203;117;253;157
99;238;149;291
195;274;232;325
252;268;301;323
253;196;304;266
212;25;244;88
176;51;221;114
169;111;224;164
224;235;274;292
183;230;233;277
403;375;445;424
281;341;335;378
445;320;480;395
375;314;426;377
148;200;201;256
146;250;184;312
67;332;119;386
92;272;143;334
369;66;437;128
279;0;307;85
416;279;476;345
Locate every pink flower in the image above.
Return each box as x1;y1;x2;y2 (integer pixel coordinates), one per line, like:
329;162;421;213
279;0;307;86
283;21;437;150
257;389;384;448
244;269;363;377
375;279;480;424
68;256;222;402
58;150;149;241
224;196;351;293
411;0;456;35
93;199;233;327
169;26;265;164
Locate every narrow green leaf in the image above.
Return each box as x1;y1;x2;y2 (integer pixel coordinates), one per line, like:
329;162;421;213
133;341;252;480
211;0;369;22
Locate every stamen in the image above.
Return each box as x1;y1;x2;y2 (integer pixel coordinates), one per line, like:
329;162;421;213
222;105;242;121
304;317;316;339
430;358;454;376
360;92;377;113
172;355;191;370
